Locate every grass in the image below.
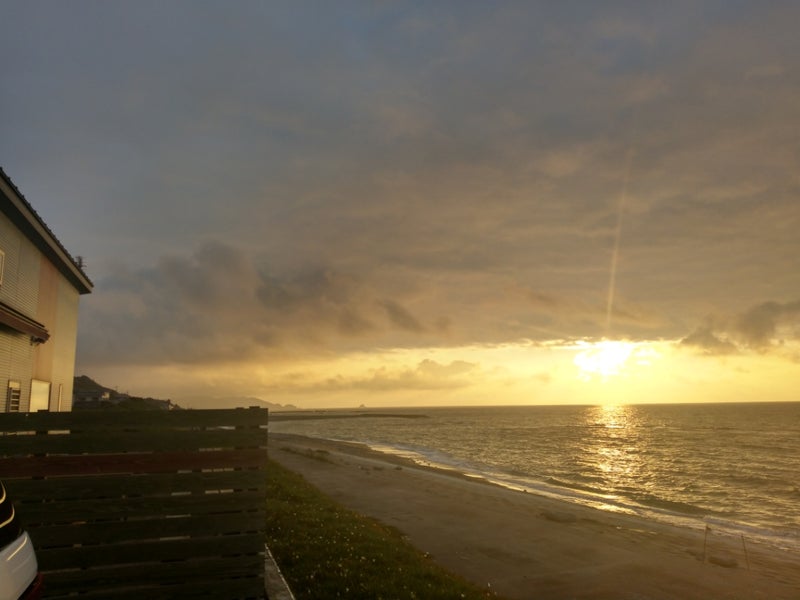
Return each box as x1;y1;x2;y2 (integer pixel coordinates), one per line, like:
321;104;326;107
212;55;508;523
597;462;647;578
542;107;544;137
279;445;334;463
265;459;500;599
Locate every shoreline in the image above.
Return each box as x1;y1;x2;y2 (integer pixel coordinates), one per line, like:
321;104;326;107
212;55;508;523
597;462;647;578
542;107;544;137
268;432;800;600
352;438;800;556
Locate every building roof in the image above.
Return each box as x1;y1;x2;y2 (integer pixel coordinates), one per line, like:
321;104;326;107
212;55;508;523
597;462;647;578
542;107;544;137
0;167;93;295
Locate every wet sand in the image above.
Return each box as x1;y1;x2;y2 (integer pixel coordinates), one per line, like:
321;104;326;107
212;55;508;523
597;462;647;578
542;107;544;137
268;432;800;600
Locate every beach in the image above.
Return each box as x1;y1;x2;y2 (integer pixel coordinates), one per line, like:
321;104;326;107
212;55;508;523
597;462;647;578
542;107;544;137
269;432;800;600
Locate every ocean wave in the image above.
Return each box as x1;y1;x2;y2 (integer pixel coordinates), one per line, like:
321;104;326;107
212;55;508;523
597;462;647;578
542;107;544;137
544;476;604;494
630;493;712;517
273;402;800;550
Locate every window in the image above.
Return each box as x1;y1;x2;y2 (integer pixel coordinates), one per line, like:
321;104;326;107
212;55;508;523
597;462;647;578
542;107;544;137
30;380;50;412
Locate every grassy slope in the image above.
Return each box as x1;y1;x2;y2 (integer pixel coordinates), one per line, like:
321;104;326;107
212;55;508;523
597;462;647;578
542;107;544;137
266;458;500;599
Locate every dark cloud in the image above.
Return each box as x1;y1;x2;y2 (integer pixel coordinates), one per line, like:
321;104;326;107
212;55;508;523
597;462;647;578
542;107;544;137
379;299;426;333
77;241;427;366
524;287;666;337
681;300;800;355
735;301;800;349
1;2;799;391
256;269;363;314
680;325;738;356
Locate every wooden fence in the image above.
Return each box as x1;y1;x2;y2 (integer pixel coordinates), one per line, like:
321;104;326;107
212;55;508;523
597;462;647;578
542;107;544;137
0;408;268;599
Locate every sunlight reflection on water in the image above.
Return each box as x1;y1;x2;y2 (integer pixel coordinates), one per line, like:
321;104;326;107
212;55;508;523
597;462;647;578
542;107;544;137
272;403;800;550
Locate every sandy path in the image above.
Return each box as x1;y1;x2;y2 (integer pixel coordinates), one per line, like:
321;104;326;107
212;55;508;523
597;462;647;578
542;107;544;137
268;433;800;600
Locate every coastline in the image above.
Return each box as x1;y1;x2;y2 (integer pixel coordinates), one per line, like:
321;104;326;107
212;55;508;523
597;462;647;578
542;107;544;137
268;432;800;600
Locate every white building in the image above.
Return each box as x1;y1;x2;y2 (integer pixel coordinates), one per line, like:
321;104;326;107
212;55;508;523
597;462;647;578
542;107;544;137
0;168;92;412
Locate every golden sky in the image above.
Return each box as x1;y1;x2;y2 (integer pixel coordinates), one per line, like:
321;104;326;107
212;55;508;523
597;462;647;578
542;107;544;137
2;2;798;407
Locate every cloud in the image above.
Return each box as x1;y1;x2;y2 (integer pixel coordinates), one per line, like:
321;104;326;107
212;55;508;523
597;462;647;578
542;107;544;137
735;301;800;348
524;287;666;336
681;300;800;355
77;241;429;367
77;238;680;373
379;299;426;333
3;2;798;401
680;324;738;355
285;359;480;394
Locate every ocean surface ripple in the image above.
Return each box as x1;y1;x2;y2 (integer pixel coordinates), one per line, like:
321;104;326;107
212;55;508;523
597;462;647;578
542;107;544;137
271;403;800;551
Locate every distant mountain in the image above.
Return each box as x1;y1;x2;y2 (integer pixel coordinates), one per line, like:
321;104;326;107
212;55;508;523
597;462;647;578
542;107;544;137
176;395;297;411
74;376;295;411
73;374;112;394
73;375;177;410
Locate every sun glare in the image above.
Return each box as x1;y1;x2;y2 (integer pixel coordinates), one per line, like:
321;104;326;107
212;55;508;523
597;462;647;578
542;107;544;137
573;340;636;380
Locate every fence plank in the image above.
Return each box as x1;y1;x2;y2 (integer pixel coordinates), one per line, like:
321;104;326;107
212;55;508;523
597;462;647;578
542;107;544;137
0;447;268;478
8;469;266;501
0;427;267;456
42;577;267;600
37;532;266;569
42;554;265;595
0;407;269;432
29;512;266;548
0;409;269;599
19;489;266;524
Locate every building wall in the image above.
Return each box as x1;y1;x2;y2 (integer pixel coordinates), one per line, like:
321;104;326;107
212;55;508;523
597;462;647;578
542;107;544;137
0;209;80;412
43;263;80;411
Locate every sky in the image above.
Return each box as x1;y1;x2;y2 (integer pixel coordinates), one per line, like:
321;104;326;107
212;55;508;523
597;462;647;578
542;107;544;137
2;1;799;408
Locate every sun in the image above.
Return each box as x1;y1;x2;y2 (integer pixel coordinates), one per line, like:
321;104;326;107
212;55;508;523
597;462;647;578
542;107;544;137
573;340;636;379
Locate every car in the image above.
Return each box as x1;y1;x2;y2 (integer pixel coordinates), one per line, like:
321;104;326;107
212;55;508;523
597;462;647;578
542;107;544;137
0;481;43;600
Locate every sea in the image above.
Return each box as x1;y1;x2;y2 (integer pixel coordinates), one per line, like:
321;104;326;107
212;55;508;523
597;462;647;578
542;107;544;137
270;402;800;553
